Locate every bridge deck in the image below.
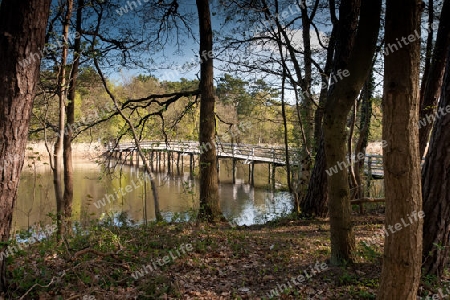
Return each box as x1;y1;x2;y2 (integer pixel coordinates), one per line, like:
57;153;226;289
106;140;385;177
108;141;296;166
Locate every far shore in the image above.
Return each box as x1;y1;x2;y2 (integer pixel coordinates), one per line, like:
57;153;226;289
24;142;105;166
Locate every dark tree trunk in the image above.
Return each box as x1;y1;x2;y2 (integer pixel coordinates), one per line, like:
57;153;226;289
301;0;314;153
299;1;314;194
377;1;423;298
301;136;328;217
421;47;450;280
354;71;374;201
324;0;381;264
196;0;222;222
0;0;51;292
418;0;450;157
300;0;338;217
280;71;292;194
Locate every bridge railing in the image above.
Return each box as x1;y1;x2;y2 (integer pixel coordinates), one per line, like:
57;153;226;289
107;140;300;165
107;141;388;176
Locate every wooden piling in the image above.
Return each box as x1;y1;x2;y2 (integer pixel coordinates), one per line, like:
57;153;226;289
167;151;171;174
150;151;154;172
232;159;237;184
136;150;140;167
272;164;276;189
217;158;220;183
250;162;255;186
189;153;194;179
158;152;161;172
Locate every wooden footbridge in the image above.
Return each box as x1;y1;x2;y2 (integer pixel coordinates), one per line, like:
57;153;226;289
106;141;299;186
105;140;385;187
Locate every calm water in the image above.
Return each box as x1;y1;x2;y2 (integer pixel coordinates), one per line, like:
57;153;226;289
13;159;292;231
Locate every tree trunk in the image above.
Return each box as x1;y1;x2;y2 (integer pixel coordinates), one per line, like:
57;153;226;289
301;136;328;217
347;101;358;197
377;1;423;299
54;0;73;240
354;72;373;201
301;0;314;154
418;0;450;157
421;47;450;280
298;0;314;203
324;0;381;264
280;71;292;194
0;0;51;292
92;60;163;222
300;0;338;217
196;0;223;223
63;0;83;236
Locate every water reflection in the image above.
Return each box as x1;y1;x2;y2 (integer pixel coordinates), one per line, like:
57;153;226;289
14;159;292;231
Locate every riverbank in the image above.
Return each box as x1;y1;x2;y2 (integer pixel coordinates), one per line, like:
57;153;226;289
4;213;446;299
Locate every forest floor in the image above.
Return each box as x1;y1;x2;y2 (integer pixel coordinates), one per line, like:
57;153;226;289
4;209;448;300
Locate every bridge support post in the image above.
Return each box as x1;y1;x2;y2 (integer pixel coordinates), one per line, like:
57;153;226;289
158;152;161;172
136;150;140;167
250;162;255;186
366;156;372;196
167;151;171;174
189;153;194;179
181;154;184;173
251;161;255;186
271;164;276;189
271;148;276;189
150;151;154;172
177;152;181;175
232;159;236;184
217;158;220;183
172;151;175;173
162;152;166;170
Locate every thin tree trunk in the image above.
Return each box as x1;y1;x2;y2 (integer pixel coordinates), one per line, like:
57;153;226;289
298;0;315;199
422;0;434;80
0;0;51;292
261;0;317;205
54;0;73;241
377;1;423;298
301;0;314;153
347;101;358;197
196;0;223;222
324;0;381;264
63;0;83;237
421;47;450;280
93;60;162;222
418;0;450;157
354;72;373;200
280;70;292;194
300;0;338;217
